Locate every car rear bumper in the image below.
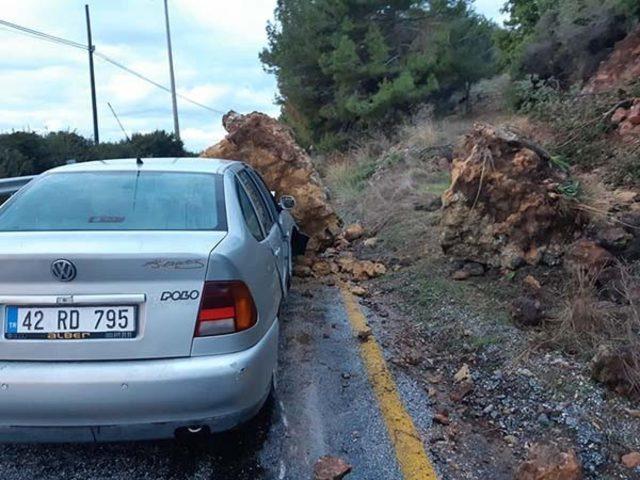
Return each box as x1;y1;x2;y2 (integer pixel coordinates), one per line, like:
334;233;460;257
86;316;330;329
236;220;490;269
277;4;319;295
0;320;278;442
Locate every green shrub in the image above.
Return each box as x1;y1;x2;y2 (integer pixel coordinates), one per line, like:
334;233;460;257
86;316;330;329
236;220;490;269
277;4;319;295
0;130;193;178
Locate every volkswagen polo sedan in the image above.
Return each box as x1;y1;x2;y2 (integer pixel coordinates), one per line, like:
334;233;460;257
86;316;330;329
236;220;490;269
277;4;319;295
0;157;303;442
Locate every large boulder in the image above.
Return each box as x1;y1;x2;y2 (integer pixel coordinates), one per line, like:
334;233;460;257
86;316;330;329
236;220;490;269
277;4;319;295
440;124;573;269
202;111;342;251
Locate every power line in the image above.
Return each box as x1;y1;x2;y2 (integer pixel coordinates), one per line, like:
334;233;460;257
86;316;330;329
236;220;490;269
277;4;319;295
93;52;226;115
0;19;86;50
0;17;227;116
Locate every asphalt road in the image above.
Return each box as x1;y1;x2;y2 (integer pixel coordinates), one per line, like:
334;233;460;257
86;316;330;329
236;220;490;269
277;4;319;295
0;284;430;480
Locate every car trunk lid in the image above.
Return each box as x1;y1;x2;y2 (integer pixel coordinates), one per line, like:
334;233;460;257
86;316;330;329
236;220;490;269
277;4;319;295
0;231;225;361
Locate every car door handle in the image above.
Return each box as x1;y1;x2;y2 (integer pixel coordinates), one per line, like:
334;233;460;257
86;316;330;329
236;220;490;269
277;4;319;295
271;246;281;257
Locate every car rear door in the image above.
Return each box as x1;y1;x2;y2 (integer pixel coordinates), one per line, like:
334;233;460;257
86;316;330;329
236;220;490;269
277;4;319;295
244;168;292;290
235;173;283;313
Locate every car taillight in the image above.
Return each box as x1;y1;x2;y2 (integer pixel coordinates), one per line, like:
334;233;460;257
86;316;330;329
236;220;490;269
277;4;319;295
195;281;257;337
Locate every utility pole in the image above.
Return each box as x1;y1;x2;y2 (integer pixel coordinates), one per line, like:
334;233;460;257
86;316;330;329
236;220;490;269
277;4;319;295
85;4;99;144
163;0;180;141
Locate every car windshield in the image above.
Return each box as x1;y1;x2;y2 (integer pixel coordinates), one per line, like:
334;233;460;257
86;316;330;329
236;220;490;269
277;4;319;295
0;171;227;231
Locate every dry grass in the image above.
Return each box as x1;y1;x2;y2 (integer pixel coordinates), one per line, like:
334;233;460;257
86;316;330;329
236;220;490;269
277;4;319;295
553;264;640;397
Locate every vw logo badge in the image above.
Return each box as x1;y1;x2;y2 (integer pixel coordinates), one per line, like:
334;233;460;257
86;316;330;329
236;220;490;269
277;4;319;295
51;259;77;282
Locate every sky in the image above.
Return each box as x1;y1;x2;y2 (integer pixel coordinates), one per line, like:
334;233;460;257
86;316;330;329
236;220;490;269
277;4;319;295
0;0;505;152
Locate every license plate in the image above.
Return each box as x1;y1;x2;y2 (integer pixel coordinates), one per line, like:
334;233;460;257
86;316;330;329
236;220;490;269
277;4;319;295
5;306;137;340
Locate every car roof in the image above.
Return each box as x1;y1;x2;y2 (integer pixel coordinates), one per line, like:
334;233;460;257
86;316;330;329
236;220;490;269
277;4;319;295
46;157;240;175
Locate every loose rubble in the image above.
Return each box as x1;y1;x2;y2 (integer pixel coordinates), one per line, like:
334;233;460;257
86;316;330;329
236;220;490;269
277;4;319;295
610;98;640;142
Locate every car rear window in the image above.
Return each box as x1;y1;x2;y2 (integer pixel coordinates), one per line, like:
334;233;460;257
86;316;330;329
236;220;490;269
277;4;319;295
0;171;227;231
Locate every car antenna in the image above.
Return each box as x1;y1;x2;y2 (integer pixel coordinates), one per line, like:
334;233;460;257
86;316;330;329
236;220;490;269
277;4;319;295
136;157;144;166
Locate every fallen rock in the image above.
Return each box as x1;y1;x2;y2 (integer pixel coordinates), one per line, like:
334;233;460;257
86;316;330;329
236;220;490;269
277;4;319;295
596;227;633;251
350;286;367;297
463;261;485;276
293;264;313;278
343;223;365;242
337;256;386;281
440;124;572;269
363;237;378;248
450;380;474;402
622;452;640;469
523;274;542;291
433;411;450;425
511;296;543;326
454;364;471;383
566;239;615;275
516;444;582;480
202;111;342;252
312;261;333;277
452;269;471;281
313;455;352;480
590;345;639;398
611;107;628;124
356;327;373;342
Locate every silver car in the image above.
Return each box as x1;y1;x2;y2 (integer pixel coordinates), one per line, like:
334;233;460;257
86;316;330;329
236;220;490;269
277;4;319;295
0;157;304;442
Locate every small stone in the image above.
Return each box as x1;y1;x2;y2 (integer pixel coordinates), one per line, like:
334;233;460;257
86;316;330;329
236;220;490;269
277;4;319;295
312;261;332;277
313;455;352;480
511;296;542;326
293;265;313;277
537;413;550;425
625;408;640;419
356;327;372;342
433;411;450;425
351;286;367;297
463;262;485;276
454;364;471;383
343;223;365;241
523;274;541;291
452;269;471;281
515;444;582;480
450;380;474;402
504;435;517;445
426;372;443;384
611;107;628;124
622;452;640;469
363;237;378;248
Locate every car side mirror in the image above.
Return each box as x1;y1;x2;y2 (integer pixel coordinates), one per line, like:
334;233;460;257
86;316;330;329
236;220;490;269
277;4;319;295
279;195;296;210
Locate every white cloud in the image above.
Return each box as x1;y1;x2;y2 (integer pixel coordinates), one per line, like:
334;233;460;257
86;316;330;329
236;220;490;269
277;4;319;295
179;0;275;45
179;83;232;105
181;125;226;151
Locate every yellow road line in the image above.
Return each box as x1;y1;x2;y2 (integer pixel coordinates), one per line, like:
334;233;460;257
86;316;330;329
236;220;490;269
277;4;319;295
339;285;438;480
